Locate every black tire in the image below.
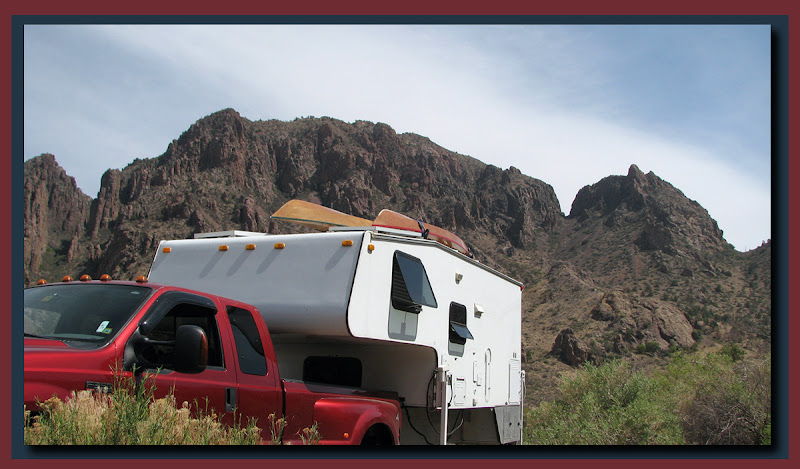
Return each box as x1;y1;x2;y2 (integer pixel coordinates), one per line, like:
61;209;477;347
360;424;394;445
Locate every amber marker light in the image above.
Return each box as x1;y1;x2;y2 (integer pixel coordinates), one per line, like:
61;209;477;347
245;244;256;251
342;240;353;247
136;276;148;283
80;275;92;282
368;244;375;252
162;247;172;253
274;243;285;249
100;274;112;282
62;276;73;283
36;279;47;285
219;245;229;251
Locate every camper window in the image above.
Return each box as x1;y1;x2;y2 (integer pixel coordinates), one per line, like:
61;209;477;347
448;302;473;356
391;251;437;313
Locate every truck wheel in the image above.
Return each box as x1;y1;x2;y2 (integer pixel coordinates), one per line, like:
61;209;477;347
360;424;394;445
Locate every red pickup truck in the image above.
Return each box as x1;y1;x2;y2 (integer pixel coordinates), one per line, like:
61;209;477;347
23;277;401;445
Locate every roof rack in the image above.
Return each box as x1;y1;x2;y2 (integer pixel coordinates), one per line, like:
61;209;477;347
193;230;270;239
327;225;423;238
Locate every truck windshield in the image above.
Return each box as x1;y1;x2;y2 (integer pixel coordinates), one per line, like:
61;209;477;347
24;284;152;346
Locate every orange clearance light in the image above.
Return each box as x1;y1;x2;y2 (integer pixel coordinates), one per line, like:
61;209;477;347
80;274;92;282
136;276;148;283
274;243;285;249
343;432;350;439
219;245;229;251
162;247;172;253
100;274;112;282
245;244;256;251
62;276;73;283
367;244;375;252
36;279;47;285
342;240;353;247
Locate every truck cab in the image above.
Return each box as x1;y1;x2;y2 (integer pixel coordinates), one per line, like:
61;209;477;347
24;278;400;445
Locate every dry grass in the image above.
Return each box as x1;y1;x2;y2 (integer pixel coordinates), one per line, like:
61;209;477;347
24;374;320;445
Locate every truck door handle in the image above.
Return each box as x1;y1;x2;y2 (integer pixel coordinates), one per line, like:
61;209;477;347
226;387;237;412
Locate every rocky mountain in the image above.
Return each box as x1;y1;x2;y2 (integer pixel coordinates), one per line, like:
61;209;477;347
21;108;771;405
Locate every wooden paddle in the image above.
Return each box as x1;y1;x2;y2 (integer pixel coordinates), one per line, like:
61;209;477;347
271;199;472;257
270;199;372;231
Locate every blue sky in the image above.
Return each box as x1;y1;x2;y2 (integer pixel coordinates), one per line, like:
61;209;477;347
22;23;772;251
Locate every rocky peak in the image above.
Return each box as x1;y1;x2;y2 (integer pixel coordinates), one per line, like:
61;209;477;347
569;164;728;254
23;154;91;282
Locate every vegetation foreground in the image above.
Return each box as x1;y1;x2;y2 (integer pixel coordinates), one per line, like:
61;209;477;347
523;348;771;445
25;349;769;446
24;374;320;445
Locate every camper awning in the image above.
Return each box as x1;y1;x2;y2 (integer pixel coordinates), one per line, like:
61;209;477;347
449;321;473;340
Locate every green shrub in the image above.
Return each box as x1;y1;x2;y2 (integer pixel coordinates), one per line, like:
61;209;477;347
523;353;771;446
657;352;771;445
524;361;683;445
720;343;746;362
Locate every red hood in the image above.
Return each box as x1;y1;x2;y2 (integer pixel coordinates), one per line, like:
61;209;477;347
24;338;120;410
24;337;71;350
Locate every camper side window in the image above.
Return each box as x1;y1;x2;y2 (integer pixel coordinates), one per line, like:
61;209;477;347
448;302;473;357
391;251;437;313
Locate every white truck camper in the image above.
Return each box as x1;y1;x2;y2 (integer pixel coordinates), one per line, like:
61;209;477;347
148;224;525;445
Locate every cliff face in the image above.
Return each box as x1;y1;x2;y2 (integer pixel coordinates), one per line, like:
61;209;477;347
51;109;561;280
23;154;92;285
22;109;771;404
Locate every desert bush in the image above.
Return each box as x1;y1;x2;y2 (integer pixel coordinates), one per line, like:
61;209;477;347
299;422;322;445
720;342;746;362
524;361;683;445
658;352;771;445
645;341;660;354
266;412;287;445
523;352;771;445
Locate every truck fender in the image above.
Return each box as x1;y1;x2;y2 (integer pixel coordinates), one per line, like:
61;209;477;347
312;397;401;445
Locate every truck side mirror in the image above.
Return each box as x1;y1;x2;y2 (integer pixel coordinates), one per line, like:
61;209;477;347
122;326;152;373
173;325;208;374
123;324;208;374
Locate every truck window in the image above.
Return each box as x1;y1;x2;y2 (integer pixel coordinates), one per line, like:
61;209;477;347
227;306;267;376
143;303;224;369
391;251;437;312
448;302;473;357
24;284;151;345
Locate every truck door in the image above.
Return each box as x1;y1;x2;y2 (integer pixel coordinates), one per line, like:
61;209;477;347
133;292;238;427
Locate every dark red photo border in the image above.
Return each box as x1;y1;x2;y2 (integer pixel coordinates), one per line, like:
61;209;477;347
4;2;794;467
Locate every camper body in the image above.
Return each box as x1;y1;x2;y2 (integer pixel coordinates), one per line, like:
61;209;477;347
148;227;524;444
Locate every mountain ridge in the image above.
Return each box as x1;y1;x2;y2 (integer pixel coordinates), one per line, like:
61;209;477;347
22;108;771;404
